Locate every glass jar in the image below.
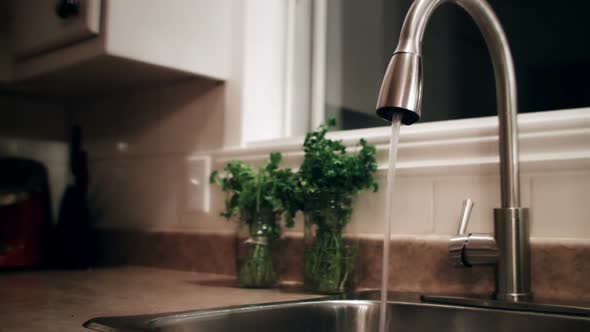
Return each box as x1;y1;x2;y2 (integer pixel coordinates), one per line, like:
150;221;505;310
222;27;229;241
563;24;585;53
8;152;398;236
235;207;281;288
303;193;358;293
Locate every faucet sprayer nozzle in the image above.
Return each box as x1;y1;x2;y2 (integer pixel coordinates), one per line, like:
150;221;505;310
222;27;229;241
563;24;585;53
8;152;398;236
376;52;422;125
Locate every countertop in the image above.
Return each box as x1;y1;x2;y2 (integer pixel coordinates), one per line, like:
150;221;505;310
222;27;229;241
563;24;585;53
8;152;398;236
0;267;321;332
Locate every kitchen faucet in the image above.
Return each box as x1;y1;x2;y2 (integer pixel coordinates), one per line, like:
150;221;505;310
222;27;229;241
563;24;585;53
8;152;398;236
376;0;531;301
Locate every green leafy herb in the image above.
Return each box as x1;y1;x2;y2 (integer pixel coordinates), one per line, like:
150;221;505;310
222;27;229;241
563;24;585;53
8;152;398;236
210;152;297;287
299;119;378;293
210;152;299;228
297;118;378;201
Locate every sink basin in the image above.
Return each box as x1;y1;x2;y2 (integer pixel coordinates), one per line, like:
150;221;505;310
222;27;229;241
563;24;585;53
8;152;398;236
84;292;590;332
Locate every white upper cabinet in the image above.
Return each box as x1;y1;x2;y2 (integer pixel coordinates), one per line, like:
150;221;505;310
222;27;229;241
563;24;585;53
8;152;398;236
2;0;230;95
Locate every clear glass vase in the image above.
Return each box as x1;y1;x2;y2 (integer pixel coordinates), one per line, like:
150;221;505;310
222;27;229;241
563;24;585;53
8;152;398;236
235;207;281;288
303;193;358;294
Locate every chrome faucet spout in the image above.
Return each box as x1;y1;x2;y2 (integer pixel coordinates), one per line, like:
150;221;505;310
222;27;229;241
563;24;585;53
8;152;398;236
376;0;531;301
377;0;520;208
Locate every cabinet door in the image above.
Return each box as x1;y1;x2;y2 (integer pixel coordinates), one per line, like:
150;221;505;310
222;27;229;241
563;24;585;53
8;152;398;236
12;0;102;58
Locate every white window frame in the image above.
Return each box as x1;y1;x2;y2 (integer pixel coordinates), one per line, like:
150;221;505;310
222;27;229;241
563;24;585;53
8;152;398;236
223;0;314;147
219;0;590;180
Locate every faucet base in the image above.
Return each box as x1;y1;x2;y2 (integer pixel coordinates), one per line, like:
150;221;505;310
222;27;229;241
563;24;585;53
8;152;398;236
495;292;533;302
494;207;532;302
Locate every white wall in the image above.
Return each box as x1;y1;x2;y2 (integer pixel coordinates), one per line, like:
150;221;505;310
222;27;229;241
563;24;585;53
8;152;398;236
239;0;287;143
224;0;310;146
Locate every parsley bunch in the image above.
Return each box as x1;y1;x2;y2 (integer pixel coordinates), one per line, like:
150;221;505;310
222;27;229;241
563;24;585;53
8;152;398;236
210;152;298;235
210;152;297;288
299;119;379;293
298;118;378;207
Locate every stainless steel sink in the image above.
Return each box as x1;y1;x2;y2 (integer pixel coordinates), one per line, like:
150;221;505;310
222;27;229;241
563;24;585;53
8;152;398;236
84;292;590;332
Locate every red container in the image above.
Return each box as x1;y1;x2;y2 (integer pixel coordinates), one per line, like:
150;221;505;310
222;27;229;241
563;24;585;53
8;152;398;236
0;159;52;267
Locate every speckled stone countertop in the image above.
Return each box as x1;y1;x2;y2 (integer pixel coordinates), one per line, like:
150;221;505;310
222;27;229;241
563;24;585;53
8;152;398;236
0;267;321;332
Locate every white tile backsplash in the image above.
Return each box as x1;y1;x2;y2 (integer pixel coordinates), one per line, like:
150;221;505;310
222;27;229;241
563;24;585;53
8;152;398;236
434;175;499;234
193;167;590;240
530;171;590;238
87;151;589;240
66;79;590;241
0;138;69;164
347;175;435;235
89;156;182;228
46;162;69;221
433;175;532;235
75;78;227;230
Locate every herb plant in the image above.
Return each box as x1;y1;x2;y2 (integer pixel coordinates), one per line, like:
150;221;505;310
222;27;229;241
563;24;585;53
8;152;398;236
299;119;378;293
298;118;379;197
210;152;297;288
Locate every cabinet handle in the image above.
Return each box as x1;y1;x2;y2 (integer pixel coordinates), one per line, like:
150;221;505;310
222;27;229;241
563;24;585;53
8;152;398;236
55;0;80;19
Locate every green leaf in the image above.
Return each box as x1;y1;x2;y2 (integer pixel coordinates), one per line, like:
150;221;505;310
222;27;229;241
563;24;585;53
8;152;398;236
210;151;299;235
298;118;379;212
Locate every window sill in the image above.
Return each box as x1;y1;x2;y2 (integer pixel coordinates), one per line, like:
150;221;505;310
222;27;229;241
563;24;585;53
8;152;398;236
203;108;590;176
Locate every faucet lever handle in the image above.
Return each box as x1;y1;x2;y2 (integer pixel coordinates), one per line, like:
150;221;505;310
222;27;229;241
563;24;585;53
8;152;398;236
457;198;474;235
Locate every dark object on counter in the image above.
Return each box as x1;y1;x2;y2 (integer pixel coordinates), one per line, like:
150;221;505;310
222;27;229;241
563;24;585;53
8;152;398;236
52;125;94;268
0;158;52;268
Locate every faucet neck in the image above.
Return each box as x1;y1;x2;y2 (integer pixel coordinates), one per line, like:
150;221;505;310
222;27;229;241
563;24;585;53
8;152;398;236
395;0;521;208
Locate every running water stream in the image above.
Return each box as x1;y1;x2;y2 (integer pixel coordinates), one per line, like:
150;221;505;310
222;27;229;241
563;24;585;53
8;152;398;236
379;113;404;332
